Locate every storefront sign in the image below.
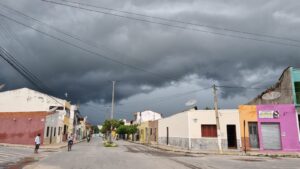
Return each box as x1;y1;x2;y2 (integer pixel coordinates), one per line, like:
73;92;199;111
258;110;280;119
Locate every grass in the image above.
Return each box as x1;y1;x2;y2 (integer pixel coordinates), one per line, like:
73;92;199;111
103;141;118;147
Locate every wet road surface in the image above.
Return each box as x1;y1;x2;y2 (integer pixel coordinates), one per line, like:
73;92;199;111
21;137;300;169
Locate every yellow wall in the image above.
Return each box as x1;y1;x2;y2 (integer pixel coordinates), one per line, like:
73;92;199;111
239;105;257;150
138;121;149;144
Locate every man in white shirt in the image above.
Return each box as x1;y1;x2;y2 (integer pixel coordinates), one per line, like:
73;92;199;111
34;133;41;154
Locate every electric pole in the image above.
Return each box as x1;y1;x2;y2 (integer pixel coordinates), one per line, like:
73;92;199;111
111;81;115;119
109;81;116;143
213;84;223;153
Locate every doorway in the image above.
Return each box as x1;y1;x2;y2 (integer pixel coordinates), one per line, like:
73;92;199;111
50;127;53;144
166;127;169;145
227;125;237;149
248;122;259;148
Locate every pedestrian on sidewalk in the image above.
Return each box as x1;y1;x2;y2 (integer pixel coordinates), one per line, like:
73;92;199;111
68;134;74;151
34;133;41;154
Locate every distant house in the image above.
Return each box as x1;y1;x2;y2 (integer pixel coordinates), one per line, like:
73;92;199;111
0;88;76;145
158;108;241;151
133;110;162;124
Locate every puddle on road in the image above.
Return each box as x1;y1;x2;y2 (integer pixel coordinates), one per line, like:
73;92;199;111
2;157;39;169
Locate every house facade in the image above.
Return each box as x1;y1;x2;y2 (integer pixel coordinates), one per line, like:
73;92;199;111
0;88;79;145
158;108;241;150
239;104;300;151
0;112;48;145
244;67;300;151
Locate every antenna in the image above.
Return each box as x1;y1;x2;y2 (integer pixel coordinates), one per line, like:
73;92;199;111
185;99;197;107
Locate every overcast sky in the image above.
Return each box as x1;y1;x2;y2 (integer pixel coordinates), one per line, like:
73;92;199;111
0;0;299;124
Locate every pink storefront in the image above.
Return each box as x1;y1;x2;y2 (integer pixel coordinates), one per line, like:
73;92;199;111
257;104;300;151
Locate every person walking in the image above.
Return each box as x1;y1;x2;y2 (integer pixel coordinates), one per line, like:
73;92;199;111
67;134;73;151
34;133;41;154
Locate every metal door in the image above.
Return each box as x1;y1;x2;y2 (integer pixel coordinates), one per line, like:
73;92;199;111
261;123;281;150
248;122;259;148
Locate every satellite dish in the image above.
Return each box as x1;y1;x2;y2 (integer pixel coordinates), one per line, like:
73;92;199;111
185;99;197;106
0;84;5;90
262;91;281;100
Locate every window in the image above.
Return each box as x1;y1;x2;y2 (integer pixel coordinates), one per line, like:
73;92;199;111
295;82;300;104
150;128;152;135
201;125;217;137
58;127;61;136
46;127;50;137
54;127;56;137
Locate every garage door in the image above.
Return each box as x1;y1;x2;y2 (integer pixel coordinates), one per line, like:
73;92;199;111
261;123;281;150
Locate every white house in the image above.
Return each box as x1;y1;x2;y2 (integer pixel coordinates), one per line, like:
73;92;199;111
133;110;162;124
0;88;72;144
158;108;241;151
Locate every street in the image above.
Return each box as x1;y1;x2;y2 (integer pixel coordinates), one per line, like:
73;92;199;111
9;137;297;169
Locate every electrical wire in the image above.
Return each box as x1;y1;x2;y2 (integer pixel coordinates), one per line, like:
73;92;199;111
0;12;175;82
54;0;300;44
0;46;65;106
41;0;300;49
0;3;163;81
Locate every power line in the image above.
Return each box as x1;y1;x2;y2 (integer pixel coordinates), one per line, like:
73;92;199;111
55;0;300;45
0;12;175;82
0;46;64;106
41;0;300;49
0;22;52;92
0;3;161;83
216;85;295;91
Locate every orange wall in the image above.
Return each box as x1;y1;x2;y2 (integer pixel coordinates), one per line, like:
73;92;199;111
239;105;257;150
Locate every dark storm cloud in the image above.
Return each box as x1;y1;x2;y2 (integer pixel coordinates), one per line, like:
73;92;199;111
0;0;300;108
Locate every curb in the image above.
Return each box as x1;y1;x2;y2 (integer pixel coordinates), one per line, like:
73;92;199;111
0;139;86;150
127;141;300;158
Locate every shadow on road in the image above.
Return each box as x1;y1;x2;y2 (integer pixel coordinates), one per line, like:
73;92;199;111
124;144;200;157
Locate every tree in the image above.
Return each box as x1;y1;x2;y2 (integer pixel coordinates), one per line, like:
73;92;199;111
100;119;124;134
92;126;100;134
127;125;138;135
116;125;128;135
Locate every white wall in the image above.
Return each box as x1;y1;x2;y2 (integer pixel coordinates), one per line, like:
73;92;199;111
188;109;241;140
158;109;241;140
135;110;162;123
0;88;66;112
158;111;189;138
44;111;65;144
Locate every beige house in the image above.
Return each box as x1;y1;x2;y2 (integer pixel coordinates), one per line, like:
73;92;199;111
158;108;241;150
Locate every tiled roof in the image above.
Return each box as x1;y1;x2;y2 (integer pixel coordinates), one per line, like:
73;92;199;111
0;111;49;118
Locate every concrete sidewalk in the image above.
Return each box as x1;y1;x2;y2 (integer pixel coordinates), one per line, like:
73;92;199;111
131;141;300;158
0;140;85;150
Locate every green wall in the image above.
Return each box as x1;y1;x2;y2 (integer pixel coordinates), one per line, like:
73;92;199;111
291;67;300;106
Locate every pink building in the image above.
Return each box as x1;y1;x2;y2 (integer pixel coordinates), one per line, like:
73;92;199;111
0;112;48;145
256;104;300;151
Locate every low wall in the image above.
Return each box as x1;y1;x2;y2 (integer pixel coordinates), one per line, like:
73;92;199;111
159;137;241;150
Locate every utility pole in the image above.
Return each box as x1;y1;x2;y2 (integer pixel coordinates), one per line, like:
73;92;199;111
111;81;115;119
213;84;223;153
109;81;116;143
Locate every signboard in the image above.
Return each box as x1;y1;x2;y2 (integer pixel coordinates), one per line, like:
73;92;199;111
258;110;280;119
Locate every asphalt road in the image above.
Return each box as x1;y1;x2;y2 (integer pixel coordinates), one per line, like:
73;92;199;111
19;137;300;169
